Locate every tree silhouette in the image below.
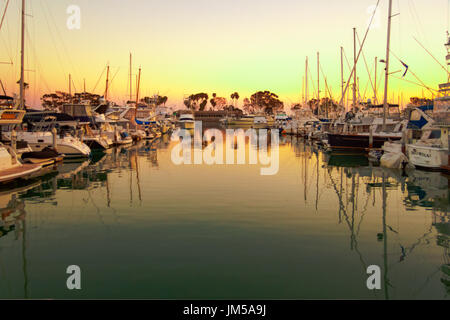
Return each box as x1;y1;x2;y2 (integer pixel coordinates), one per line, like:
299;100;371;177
230;92;240;107
250;91;284;114
184;93;209;111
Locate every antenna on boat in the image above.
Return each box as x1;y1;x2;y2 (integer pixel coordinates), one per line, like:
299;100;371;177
341;47;344;110
105;64;110;101
129;53;133;102
19;0;25;109
353;28;357;110
0;79;6;95
317;52;320;116
374;57;378;104
446;31;450;82
135;67;141;106
382;0;393;132
69;74;72;96
305;56;308;106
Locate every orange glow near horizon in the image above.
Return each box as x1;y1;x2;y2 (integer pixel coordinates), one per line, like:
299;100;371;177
0;0;449;109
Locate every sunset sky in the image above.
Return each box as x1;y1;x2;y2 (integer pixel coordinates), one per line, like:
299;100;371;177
0;0;449;109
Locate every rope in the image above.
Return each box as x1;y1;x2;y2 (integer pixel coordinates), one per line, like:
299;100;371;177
356;31;376;101
390;49;436;96
0;0;9;32
413;37;450;78
339;0;381;106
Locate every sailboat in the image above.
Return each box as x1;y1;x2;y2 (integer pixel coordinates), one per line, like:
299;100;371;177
1;0;92;158
405;36;450;170
327;0;405;152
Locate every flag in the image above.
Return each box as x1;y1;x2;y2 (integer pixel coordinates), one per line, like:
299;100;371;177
400;60;409;77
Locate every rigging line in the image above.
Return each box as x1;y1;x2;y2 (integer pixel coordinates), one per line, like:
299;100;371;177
390;49;436;96
105;67;121;97
0;0;9;32
319;64;333;100
71;77;77;93
390;75;437;94
362;78;371;101
42;0;81;88
342;48;352;72
413;36;450;78
25;26;51;95
356;31;376;99
339;0;381;106
308;65;317;100
40;0;67;79
92;66;106;93
0;7;14;66
409;0;427;45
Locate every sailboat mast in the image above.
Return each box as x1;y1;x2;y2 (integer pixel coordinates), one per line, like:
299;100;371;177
382;0;393;131
19;0;25;109
340;47;344;110
305;57;309;105
69;74;72;96
129;53;133;102
374;57;377;104
136;67;141;105
317;52;320;115
105;65;110;101
353;28;357;110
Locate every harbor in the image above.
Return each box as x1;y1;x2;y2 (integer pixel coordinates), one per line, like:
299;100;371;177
0;137;448;299
0;0;449;301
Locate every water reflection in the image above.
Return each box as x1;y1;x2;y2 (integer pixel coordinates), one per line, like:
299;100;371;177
0;135;448;299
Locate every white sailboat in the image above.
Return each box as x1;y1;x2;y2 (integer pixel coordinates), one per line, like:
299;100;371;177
406;36;450;169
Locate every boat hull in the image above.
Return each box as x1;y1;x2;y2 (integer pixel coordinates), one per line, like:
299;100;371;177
0;163;42;184
327;133;401;152
406;144;448;169
84;139;108;151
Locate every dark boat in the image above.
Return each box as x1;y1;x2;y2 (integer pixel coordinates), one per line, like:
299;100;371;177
21;147;64;166
327;133;402;152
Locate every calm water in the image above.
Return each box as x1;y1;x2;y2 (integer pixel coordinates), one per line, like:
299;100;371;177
0;133;449;299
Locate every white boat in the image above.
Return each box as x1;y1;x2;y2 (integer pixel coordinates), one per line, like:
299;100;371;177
3;131;91;158
0;110;43;184
92;121;133;146
406;35;450;170
179;113;195;130
406;127;449;169
223;114;273;128
283;109;319;135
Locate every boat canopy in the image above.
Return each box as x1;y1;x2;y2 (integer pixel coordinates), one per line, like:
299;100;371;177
135;118;157;125
367;104;400;109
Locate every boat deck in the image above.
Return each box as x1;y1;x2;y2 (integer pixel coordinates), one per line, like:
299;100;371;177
0;163;42;183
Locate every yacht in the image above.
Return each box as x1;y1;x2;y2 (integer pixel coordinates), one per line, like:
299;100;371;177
222;114;273;128
2;114;91;158
327;116;407;152
283;108;319;135
0;109;43;184
406;126;449;169
3;130;90;158
92;117;133;146
406;37;450;170
178;112;195;130
80;123;111;151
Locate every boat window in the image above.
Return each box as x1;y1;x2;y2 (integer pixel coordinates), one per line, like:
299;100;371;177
429;130;441;139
